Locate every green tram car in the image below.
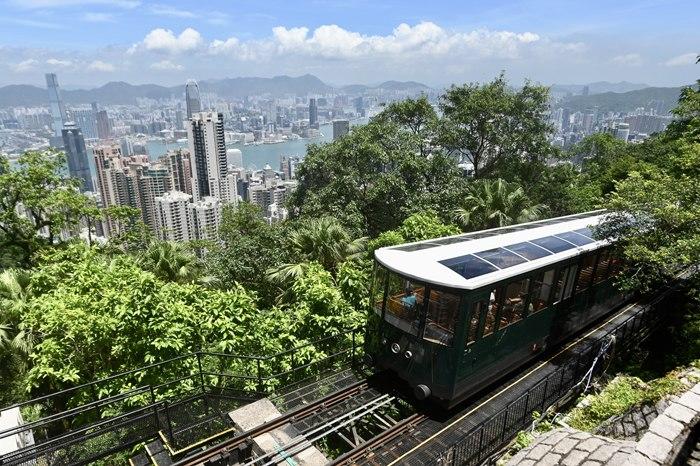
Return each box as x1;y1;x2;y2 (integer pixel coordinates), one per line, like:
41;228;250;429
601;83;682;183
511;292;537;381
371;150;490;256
366;211;627;408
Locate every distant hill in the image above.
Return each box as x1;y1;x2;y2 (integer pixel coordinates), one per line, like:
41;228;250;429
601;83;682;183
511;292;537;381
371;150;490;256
551;81;649;96
557;86;685;114
0;74;431;107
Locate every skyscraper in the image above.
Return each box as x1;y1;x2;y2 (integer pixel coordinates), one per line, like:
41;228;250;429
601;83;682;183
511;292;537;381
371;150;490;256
156;191;194;242
71;109;98;140
309;98;318;128
166;149;193;195
187;112;229;202
185;79;202;119
333;120;350;140
46;73;68;146
96;110;111;139
190;196;221;240
61;123;94;192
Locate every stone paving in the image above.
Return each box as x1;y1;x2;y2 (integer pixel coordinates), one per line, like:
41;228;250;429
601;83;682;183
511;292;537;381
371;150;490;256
506;381;700;465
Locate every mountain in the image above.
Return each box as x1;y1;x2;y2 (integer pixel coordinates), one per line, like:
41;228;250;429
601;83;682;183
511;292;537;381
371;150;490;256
551;81;649;96
0;74;431;107
556;86;685;114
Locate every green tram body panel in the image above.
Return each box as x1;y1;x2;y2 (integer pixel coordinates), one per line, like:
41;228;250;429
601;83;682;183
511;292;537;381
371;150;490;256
366;214;628;408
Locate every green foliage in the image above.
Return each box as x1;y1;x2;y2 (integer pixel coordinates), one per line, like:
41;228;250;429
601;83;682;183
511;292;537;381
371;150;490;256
138;240;211;285
567;374;686;431
439;73;554;179
452;178;545;231
0;150;101;267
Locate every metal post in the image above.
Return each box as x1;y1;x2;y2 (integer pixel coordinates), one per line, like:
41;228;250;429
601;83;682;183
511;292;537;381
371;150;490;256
256;359;264;394
540;379;549;411
522;391;531;424
163;400;174;443
476;426;485;463
196;352;205;394
351;331;356;367
149;385;159;432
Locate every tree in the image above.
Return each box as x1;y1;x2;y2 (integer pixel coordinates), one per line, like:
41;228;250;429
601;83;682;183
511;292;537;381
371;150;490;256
0;150;100;267
453;179;545;231
374;96;438;156
139;241;211;284
267;217;367;287
439;73;554;179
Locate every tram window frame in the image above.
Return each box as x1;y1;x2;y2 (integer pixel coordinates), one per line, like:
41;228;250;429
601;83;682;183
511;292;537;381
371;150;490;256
423;288;461;347
498;278;531;329
575;253;597;294
594;249;612;284
372;265;388;316
530;268;555;313
553;264;578;304
383;272;426;336
482;287;502;337
562;264;578;300
466;300;484;345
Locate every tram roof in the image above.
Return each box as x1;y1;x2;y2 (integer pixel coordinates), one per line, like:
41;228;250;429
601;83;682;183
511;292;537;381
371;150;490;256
374;210;609;290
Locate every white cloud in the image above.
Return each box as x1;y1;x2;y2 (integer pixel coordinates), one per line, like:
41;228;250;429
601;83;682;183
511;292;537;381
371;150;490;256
664;52;697;67
88;60;115;72
9;0;139;8
612;53;643;66
149;4;197;19
150;60;184;71
139;28;203;54
207;22;547;61
82;12;115;22
46;58;72;67
10;59;38;72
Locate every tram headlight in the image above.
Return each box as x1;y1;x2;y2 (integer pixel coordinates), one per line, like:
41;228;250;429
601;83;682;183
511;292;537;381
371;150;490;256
391;343;401;354
381;338;388;345
404;350;413;359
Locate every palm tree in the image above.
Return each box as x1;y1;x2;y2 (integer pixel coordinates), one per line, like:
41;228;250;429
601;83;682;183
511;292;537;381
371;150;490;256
267;217;367;284
139;241;214;285
0;269;35;377
453;179;545;231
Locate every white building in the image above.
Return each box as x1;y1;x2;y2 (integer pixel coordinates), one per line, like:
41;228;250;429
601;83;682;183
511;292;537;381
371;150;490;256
156;191;194;242
189;196;221;241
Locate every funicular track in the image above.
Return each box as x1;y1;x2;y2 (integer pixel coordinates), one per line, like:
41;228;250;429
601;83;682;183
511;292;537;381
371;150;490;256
182;274;687;466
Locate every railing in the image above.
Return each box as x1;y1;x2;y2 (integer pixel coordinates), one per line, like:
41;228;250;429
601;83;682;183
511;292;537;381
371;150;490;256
429;289;676;466
0;327;364;466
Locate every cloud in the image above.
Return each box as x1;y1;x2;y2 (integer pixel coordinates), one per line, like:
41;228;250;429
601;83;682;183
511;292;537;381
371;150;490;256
10;59;38;72
46;58;72;67
2;17;64;29
150;60;184;71
87;60;115;72
149;4;197;19
612;53;643;66
206;22;548;61
664;52;697;67
9;0;139;8
138;28;203;54
82;12;115;22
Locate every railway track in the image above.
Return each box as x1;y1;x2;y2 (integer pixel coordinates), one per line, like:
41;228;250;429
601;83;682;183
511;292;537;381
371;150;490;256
173;379;372;466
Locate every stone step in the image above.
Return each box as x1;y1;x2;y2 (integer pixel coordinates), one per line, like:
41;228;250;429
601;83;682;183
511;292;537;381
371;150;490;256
128;452;151;466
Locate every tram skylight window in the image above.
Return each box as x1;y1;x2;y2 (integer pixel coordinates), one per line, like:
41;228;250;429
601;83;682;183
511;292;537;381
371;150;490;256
555;231;595;246
530;236;576;253
426;235;475;246
503;242;552;260
573;227;595;238
474;248;528;269
440;254;498;279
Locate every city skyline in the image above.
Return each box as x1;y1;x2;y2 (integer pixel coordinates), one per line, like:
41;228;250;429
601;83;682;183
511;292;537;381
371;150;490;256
0;0;698;88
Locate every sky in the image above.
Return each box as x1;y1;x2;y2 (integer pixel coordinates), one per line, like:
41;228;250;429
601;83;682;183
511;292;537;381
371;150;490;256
0;0;698;88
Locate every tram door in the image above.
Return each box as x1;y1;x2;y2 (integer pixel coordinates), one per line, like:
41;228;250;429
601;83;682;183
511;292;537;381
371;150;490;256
460;291;501;378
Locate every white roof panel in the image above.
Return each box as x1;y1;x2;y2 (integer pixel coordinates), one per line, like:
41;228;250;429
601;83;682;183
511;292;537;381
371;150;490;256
374;211;608;290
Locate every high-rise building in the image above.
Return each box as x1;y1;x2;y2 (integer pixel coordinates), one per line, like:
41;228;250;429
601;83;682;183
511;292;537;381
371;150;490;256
561;108;571;133
187;111;229;202
185;79;202;119
190;196;221;240
166;149;193;195
333;120;350;140
155;191;194;242
309;98;318;128
61;123;94;192
45;73;68;146
96;110;111;139
615;123;630;142
71;109;98;140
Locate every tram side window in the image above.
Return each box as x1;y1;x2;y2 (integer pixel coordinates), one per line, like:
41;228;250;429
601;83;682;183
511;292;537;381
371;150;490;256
499;278;531;328
466;301;484;345
424;290;461;347
594;250;612;284
553;264;578;303
372;265;388;316
530;269;555;313
384;272;424;336
575;254;597;293
482;288;502;337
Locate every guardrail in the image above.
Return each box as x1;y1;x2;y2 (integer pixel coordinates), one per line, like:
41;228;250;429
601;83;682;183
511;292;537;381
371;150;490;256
0;327;364;466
